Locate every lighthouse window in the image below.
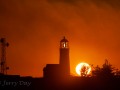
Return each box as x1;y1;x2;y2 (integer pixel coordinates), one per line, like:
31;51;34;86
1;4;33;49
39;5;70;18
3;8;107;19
61;42;68;48
63;43;66;48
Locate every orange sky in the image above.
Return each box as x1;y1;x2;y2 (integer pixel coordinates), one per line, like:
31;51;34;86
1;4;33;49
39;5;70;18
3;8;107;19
0;0;120;77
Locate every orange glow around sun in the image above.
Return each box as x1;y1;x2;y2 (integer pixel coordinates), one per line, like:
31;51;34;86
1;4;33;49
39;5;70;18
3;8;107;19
76;62;91;76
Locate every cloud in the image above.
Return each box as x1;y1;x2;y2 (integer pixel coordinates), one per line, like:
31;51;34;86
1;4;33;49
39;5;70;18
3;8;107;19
47;0;120;9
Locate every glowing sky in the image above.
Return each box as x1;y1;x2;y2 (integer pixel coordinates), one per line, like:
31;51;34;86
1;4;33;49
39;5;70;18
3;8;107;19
0;0;120;77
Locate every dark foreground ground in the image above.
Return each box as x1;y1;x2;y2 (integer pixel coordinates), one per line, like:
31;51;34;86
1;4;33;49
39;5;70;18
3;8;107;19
0;75;120;90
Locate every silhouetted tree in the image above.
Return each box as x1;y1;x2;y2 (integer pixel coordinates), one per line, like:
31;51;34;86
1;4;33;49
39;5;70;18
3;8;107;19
92;59;115;78
92;65;101;77
80;65;89;77
102;60;115;77
114;69;120;78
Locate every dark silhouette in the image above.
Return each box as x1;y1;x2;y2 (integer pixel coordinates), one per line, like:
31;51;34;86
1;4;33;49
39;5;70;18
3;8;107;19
92;59;115;78
0;38;9;75
43;37;70;79
80;65;89;77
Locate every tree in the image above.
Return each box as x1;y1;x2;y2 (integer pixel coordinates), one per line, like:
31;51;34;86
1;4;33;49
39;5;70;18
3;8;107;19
101;59;115;77
92;65;101;77
92;59;115;78
80;65;89;77
114;69;120;78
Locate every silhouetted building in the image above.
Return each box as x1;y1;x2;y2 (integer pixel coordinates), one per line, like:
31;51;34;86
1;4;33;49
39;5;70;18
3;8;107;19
43;37;70;79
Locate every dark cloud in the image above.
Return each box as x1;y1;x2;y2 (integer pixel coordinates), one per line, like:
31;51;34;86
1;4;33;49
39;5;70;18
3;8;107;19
47;0;120;9
93;0;120;9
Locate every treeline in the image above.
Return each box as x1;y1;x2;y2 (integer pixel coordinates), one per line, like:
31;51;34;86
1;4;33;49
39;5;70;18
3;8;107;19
81;59;120;78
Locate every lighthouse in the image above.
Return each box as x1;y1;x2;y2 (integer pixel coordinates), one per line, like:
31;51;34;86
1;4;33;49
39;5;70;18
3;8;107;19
59;37;70;77
43;37;70;78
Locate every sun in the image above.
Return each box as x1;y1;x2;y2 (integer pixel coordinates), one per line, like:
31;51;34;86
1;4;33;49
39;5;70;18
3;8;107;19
76;62;91;76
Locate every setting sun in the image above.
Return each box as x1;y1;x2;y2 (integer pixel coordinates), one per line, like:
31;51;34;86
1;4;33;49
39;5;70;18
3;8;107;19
76;62;91;76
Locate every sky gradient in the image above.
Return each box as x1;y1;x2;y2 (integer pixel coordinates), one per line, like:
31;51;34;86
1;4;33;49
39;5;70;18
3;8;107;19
0;0;120;77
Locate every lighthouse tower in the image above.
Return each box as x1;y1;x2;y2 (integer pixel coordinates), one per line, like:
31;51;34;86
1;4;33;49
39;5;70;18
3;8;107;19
59;37;70;77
